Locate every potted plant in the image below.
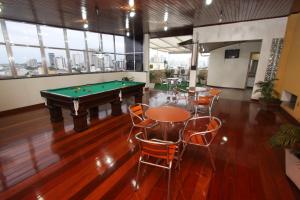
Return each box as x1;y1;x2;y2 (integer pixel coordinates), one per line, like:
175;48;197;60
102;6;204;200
255;78;281;110
197;73;206;85
165;69;173;78
121;76;134;81
270;124;300;189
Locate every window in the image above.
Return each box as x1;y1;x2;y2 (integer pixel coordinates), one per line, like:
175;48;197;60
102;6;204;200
6;21;39;46
102;34;114;53
0;25;4;43
45;48;68;74
70;50;87;73
86;32;101;51
116;55;126;71
103;53;115;71
88;52;104;72
40;26;65;48
0;45;11;77
115;36;125;54
67;29;85;50
12;46;43;76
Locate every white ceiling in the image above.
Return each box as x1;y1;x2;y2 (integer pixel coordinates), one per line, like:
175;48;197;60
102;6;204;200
150;35;192;53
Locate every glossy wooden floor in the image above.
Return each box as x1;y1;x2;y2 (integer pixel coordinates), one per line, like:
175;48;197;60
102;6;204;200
0;90;300;200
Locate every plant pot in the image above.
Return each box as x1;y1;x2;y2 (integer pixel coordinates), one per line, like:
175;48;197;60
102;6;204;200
285;149;300;189
259;98;281;111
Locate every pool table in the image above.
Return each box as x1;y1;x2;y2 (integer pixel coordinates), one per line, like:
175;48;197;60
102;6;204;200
40;80;145;132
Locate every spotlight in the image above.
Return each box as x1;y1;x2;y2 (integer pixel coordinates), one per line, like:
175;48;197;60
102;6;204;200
129;0;134;7
126;31;130;37
129;11;135;17
205;0;213;5
83;23;88;29
164;26;168;31
164;11;168;22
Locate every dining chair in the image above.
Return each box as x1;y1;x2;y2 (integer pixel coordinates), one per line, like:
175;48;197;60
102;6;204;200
193;88;222;117
171;86;189;105
128;104;158;141
135;132;181;200
180;116;222;171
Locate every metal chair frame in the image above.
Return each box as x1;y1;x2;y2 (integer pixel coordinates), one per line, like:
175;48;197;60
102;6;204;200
135;132;182;200
180;116;222;171
193;88;221;117
127;103;158;141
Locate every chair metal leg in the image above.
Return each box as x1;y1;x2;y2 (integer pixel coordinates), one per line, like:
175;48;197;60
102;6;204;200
167;163;172;200
127;126;134;141
135;157;142;191
144;128;148;139
207;147;216;171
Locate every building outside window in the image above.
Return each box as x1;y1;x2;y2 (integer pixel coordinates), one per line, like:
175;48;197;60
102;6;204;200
0;19;131;79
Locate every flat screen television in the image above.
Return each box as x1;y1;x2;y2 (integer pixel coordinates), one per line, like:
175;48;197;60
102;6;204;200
225;49;240;59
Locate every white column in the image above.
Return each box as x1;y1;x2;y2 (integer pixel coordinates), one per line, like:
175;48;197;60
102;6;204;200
143;33;150;87
189;40;198;87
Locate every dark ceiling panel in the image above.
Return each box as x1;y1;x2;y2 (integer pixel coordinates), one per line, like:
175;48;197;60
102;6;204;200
0;0;295;36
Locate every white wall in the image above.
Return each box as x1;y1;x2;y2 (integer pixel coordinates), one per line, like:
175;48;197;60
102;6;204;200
207;41;262;89
193;17;287;99
0;72;147;111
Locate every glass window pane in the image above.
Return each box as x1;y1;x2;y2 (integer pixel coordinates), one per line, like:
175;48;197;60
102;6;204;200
86;32;100;51
67;29;85;50
102;34;114;53
116;55;126;71
6;21;39;45
45;48;69;74
0;25;4;43
0;45;11;77
12;46;43;76
103;54;115;71
70;50;87;73
88;52;104;72
115;36;125;54
40;26;65;48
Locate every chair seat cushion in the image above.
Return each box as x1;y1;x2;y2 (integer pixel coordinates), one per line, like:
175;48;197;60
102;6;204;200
137;118;157;127
193;97;211;105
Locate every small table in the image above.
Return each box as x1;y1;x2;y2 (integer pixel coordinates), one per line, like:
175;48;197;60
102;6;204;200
145;105;191;140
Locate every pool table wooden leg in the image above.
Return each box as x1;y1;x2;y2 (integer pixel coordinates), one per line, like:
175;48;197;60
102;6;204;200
48;105;63;122
71;110;88;132
135;94;143;103
111;99;122;116
89;107;99;118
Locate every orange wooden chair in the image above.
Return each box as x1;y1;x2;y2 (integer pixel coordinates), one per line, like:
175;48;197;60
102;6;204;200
135;132;181;200
128;104;158;141
193;88;221;117
180;116;222;171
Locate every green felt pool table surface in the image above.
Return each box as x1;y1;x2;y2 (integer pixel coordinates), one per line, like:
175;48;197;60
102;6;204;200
44;81;144;98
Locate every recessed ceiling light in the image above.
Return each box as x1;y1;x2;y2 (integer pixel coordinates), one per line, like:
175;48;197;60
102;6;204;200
205;0;213;5
164;26;168;31
83;23;88;29
164;11;168;22
129;0;134;7
125;16;129;29
126;31;130;37
129;11;135;17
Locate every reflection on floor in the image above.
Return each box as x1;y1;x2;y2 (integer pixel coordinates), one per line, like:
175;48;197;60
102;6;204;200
0;90;299;199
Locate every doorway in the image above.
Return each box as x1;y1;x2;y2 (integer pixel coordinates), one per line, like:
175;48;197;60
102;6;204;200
246;52;260;88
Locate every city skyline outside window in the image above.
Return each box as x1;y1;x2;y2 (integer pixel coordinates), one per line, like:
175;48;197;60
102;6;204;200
6;21;39;46
0;45;11;77
45;48;68;74
12;46;43;76
40;26;65;48
70;50;87;73
0;19;131;78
